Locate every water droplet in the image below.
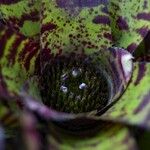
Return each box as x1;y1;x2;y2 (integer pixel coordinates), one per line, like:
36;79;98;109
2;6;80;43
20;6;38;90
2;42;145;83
79;83;87;89
60;85;68;93
72;68;81;77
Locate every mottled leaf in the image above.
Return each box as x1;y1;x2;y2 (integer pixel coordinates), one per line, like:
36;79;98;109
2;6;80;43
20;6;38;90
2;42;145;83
20;47;133;124
0;1;150;149
0;24;40;97
0;0;40;39
40;0;112;55
101;62;150;129
109;0;150;53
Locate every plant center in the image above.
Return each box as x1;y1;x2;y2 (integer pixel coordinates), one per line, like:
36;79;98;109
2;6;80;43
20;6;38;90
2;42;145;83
40;53;111;114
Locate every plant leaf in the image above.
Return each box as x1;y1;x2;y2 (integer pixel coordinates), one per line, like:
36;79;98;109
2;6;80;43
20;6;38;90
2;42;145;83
109;0;150;53
0;0;40;39
134;31;150;61
0;24;40;96
40;0;112;55
101;62;150;130
48;123;138;150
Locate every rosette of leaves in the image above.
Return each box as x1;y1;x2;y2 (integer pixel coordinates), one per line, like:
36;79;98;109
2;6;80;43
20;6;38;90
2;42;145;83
0;0;150;150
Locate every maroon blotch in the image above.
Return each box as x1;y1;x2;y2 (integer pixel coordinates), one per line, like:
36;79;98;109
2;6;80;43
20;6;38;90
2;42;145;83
24;46;39;71
0;27;13;59
56;0;108;8
134;63;146;86
144;30;150;51
137;27;149;38
5;10;39;31
127;43;137;53
117;17;129;30
103;32;113;41
41;23;57;33
34;53;41;75
136;55;150;62
40;48;52;64
137;12;150;21
0;67;8;97
7;35;25;65
19;41;38;61
101;6;108;14
19;11;39;27
93;15;110;25
0;0;20;4
134;91;150;114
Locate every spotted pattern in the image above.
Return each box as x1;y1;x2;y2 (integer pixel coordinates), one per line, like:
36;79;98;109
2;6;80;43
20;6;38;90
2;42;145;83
40;0;112;55
0;0;40;39
0;24;40;96
0;0;150;149
109;0;150;53
101;62;150;130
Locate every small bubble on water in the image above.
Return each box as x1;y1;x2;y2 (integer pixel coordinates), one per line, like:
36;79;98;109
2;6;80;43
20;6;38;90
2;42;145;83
72;68;81;77
60;85;68;93
79;83;87;89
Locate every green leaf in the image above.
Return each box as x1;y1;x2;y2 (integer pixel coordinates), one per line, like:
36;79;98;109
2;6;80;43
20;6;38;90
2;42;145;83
109;0;150;52
0;0;40;39
101;62;150;129
0;24;40;96
0;1;150;149
40;0;112;55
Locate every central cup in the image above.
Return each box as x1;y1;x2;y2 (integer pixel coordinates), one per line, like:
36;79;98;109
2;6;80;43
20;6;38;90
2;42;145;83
39;52;112;114
21;47;133;131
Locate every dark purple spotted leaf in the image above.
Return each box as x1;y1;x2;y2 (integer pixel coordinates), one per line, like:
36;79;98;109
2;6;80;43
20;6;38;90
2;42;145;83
20;47;133;126
0;17;135;149
101;62;150;130
109;0;150;53
0;24;40;97
0;0;150;149
40;0;112;55
0;0;40;39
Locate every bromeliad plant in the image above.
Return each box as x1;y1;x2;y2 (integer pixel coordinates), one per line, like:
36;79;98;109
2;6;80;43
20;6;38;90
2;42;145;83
0;0;150;149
